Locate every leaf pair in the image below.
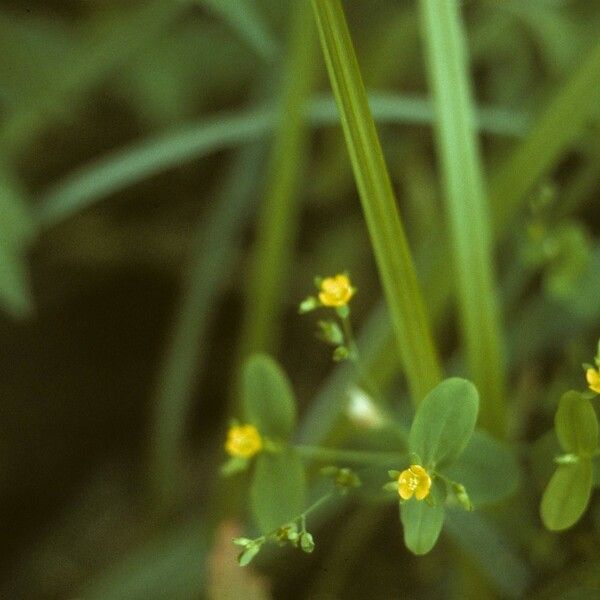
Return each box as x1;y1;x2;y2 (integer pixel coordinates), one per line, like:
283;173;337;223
540;391;599;531
241;354;307;533
401;378;479;555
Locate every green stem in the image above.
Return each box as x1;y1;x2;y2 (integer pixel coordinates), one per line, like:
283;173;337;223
417;0;506;435
295;444;406;466
311;0;442;403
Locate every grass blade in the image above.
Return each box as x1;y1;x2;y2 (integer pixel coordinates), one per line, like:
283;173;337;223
149;143;265;506
490;39;600;234
37;94;527;231
418;0;506;434
193;0;278;61
237;1;317;358
311;0;441;402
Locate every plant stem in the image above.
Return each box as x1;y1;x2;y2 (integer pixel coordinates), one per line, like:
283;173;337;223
311;0;442;404
295;444;406;466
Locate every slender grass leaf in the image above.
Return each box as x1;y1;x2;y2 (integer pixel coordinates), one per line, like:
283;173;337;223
490;39;600;234
251;449;306;533
237;0;316;358
241;354;296;439
418;0;506;435
37;94;526;230
409;378;479;469
192;0;277;61
311;0;442;402
555;391;599;456
541;460;593;531
400;482;445;555
149;142;265;505
445;430;520;507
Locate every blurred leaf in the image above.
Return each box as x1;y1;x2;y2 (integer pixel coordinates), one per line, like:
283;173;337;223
250;449;306;533
0;168;34;317
418;0;506;435
491;39;600;234
241;354;296;439
83;516;209;600
445;509;532;599
409;378;479;469
193;0;278;61
445;430;520;507
540;460;593;531
555;391;598;455
400;482;445;555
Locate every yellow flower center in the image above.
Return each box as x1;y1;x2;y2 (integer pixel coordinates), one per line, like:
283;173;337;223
318;274;355;307
225;424;263;458
398;465;432;501
586;368;600;394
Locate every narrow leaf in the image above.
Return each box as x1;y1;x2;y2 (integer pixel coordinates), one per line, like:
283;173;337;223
311;0;442;402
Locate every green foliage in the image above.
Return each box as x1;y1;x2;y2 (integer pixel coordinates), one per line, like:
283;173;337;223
241;354;297;439
541;460;594;531
409;378;479;470
400;482;445;555
445;430;520;507
554;391;598;455
250;449;306;534
540;390;599;531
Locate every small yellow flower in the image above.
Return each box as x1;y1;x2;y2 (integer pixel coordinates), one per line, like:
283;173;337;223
318;274;355;307
398;465;432;501
586;368;600;394
225;424;263;458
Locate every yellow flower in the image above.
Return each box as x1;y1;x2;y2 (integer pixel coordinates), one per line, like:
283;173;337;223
225;424;263;458
586;367;600;394
318;274;355;307
398;465;432;501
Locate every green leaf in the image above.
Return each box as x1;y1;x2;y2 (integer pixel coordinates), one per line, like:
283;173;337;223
409;378;479;469
311;0;442;403
445;430;520;507
555;391;598;456
418;0;506;435
400;483;445;555
220;456;249;477
241;354;296;439
238;543;262;567
193;0;278;62
540;460;593;531
250;449;306;533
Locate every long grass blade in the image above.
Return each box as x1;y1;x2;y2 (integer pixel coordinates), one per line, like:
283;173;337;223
236;1;317;360
193;0;278;61
37;94;527;231
311;0;442;402
418;0;506;434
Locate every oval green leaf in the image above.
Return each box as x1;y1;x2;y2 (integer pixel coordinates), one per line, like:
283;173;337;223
400;483;445;555
445;430;520;507
555;391;598;456
540;460;593;531
250;448;306;533
409;378;479;469
241;353;296;439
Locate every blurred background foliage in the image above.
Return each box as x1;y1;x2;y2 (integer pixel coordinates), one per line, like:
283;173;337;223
0;0;599;598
